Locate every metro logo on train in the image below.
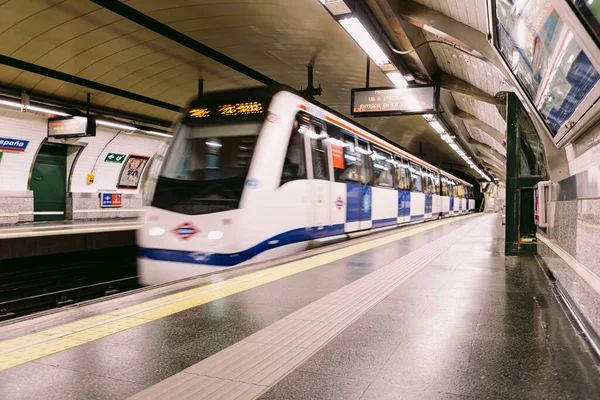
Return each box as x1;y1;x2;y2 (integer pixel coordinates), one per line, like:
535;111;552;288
173;223;199;240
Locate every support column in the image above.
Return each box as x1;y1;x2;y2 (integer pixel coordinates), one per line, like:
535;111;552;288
505;93;547;255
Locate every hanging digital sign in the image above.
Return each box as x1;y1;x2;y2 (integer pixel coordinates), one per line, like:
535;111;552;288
188;101;265;119
48;116;96;138
351;85;439;117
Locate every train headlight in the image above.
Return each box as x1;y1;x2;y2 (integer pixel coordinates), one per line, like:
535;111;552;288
149;227;165;236
208;230;224;240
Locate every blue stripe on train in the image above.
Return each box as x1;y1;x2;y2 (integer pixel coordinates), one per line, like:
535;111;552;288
372;217;397;229
140;223;346;267
425;194;433;215
398;190;410;218
410;214;424;221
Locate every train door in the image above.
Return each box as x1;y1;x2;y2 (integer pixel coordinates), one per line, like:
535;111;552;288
449;181;456;215
356;138;373;230
30;143;67;221
409;162;425;221
306;119;330;231
395;156;410;224
423;169;433;220
431;170;440;218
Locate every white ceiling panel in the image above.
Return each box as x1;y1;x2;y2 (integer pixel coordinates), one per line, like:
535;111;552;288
413;0;487;33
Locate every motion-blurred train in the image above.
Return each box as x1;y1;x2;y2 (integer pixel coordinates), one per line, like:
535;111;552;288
138;86;475;285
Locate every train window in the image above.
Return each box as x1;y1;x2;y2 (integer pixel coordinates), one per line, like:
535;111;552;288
357;139;374;186
432;171;440;195
310;122;329;181
331;130;361;184
424;170;434;194
280;116;307;185
409;162;423;192
396;157;411;190
372;147;394;188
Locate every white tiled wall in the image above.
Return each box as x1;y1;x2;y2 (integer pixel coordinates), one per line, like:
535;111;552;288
0;110;47;191
70;130;166;194
0;107;168;204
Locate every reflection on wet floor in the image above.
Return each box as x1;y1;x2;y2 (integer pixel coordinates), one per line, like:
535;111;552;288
261;216;600;399
1;215;599;399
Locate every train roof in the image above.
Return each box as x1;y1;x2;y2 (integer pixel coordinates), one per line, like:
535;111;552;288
187;85;475;188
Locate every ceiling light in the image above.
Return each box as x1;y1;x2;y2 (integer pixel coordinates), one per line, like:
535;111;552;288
441;134;453;143
0;99;22;109
428;121;446;134
386;71;407;88
456;150;465;156
27;105;70;116
339;17;390;66
145;130;173;138
449;143;460;151
96;120;136;131
206;141;222;148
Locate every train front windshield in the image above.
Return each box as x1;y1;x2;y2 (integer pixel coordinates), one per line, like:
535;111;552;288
152;118;263;215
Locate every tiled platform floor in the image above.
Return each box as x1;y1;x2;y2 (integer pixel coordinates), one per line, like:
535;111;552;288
1;214;599;399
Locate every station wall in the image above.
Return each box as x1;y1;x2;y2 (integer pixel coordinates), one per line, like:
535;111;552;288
0;108;168;224
538;124;600;339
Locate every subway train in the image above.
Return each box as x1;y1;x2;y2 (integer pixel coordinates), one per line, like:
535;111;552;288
138;86;475;285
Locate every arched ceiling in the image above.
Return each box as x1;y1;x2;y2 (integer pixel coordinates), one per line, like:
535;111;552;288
0;0;510;181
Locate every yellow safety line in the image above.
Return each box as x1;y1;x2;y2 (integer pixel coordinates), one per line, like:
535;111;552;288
0;214;480;371
0;225;141;239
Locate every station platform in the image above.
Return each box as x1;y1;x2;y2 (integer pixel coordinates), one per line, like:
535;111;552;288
0;219;140;240
1;213;599;399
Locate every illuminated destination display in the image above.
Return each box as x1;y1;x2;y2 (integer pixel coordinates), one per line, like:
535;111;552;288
351;85;439;117
189;108;210;118
47;116;96;138
218;101;263;116
187;101;265;119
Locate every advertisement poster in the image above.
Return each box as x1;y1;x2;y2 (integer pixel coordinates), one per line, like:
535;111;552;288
117;154;150;189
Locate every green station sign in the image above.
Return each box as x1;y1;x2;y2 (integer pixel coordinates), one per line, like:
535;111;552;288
104;153;126;163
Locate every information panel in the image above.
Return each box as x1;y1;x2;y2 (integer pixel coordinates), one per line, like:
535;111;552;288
351;85;439;117
494;0;600;138
48;116;96;138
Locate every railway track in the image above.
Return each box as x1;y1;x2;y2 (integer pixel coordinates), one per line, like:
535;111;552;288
0;246;140;320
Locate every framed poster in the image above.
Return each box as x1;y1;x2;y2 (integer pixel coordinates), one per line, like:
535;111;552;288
117;154;150;189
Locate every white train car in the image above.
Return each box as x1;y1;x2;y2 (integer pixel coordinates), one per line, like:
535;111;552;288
138;86;476;285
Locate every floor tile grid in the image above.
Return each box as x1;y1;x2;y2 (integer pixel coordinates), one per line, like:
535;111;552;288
127;217;481;400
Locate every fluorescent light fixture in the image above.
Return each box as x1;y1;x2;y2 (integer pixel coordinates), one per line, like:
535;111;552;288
441;134;453;143
449;143;460;151
27;105;70;116
339;17;390;66
428;121;445;134
456;150;465;156
386;71;407;88
206;141;222;148
97;120;136;131
145;130;173;138
0;99;22;109
422;114;434;121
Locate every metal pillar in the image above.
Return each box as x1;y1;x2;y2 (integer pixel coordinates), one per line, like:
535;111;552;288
505;92;546;255
0;55;182;112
